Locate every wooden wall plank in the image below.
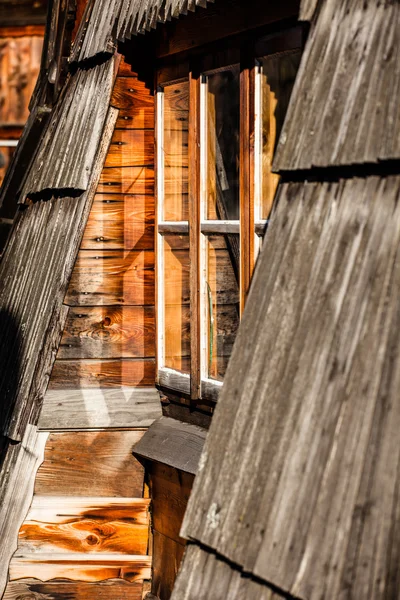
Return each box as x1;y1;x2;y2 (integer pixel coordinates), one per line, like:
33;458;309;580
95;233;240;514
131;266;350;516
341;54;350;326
81;194;154;251
105;130;154;168
9;555;152;583
152;531;185;600
49;358;155;389
97;166;154;195
35;431;145;497
111;76;154;130
38;387;161;430
3;578;143;600
18;497;150;556
57;306;155;359
150;462;194;545
65;250;155;306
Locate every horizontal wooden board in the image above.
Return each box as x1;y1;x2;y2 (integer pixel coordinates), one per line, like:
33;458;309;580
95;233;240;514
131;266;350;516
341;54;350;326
81;194;154;250
111;76;154;129
105;130;154;168
133;417;206;475
49;358;156;389
18;497;150;556
3;578;143;600
57;306;155;359
38;387;161;430
9;554;152;583
65;250;155;306
152;531;185;600
150;462;194;545
97;166;154;195
35;431;145;497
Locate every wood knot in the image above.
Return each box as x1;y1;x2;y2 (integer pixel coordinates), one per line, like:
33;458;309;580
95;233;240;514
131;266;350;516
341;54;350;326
86;534;99;546
102;316;112;327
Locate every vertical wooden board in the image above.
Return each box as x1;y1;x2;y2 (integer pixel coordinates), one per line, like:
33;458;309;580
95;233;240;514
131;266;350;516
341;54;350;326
57;306;155;359
97;166;155;195
81;194;155;250
48;358;156;389
150;463;194;545
152;531;185;600
18;497;150;555
65;250;155;306
105;130;154;168
111;76;154;129
3;578;144;599
35;431;146;497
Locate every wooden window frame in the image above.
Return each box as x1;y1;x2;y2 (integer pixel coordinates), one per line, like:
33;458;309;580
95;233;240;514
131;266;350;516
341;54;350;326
155;26;303;403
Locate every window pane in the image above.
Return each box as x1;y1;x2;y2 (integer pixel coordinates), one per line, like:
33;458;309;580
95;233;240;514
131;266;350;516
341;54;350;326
163;82;189;221
205;234;240;381
163;234;190;373
257;51;301;219
204;66;240;220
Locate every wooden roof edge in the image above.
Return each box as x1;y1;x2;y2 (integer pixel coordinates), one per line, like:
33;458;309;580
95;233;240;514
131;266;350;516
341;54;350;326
132;416;207;475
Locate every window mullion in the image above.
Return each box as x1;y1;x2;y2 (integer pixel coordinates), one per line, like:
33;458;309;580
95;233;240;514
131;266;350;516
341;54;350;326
189;69;201;402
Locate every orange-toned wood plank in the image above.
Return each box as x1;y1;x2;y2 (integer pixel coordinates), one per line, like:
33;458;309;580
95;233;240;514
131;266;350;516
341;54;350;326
81;194;154;251
49;358;155;389
3;578;143;600
65;250;155;306
105;130;154;168
152;531;184;600
35;431;146;497
0;25;45;37
9;555;152;583
111;77;154;129
19;497;150;555
57;306;155;359
97;166;154;195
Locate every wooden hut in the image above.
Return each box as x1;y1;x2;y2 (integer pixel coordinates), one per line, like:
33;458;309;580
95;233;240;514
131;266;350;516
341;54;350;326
0;0;398;598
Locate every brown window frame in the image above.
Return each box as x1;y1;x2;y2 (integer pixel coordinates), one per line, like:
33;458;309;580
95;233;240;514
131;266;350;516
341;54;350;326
155;25;304;404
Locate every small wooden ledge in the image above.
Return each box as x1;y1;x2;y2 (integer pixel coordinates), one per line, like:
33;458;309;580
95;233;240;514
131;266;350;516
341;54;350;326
38;387;162;430
132;417;207;475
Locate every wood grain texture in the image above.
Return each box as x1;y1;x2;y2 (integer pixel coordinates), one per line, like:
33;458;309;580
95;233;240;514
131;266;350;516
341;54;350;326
111;76;154;130
57;306;155;359
35;431;145;497
182;176;400;599
150;462;194;545
9;554;152;583
98;166;154;195
49;358;155;389
133;417;206;475
38;387;161;430
0;426;48;599
65;250;155;306
105;130;154;168
3;578;144;600
18;497;150;555
152;531;185;600
81;194;154;251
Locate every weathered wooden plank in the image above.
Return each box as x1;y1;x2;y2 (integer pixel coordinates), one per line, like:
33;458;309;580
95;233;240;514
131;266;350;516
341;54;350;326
111;76;154;130
97;166;154;195
35;431;145;497
105;130;154;168
81;194;154;251
0;426;48;599
38;387;161;430
18;497;150;555
3;578;143;600
49;358;155;389
9;554;152;583
152;531;185;600
133;417;206;475
150;462;194;545
65;250;155;306
57;306;155;359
